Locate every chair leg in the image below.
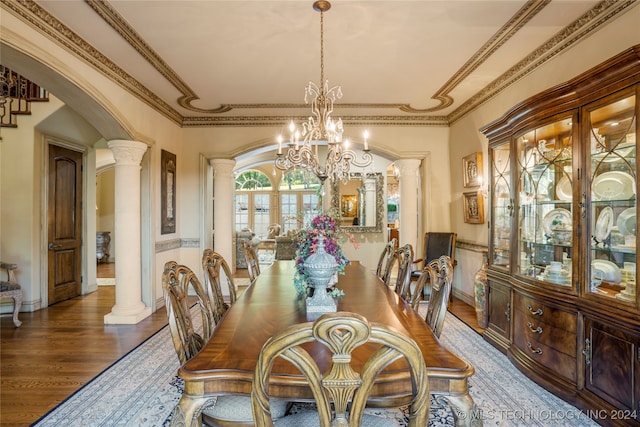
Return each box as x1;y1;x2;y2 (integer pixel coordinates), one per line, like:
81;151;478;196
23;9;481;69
11;291;22;327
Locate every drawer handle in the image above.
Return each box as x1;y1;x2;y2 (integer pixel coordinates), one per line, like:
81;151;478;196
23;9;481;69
527;342;542;355
527;322;542;334
527;304;543;316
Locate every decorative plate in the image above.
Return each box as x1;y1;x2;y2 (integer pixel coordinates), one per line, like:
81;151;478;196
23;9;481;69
555;176;572;201
542;208;572;237
592;171;636;201
617;207;637;236
594;206;613;242
592;259;622;284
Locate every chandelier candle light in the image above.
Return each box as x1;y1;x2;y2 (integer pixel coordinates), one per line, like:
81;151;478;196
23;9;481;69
275;0;372;184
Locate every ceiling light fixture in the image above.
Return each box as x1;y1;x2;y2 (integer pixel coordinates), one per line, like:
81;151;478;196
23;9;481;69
275;0;372;184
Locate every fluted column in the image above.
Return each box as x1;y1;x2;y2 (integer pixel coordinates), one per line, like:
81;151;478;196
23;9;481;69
211;159;236;274
104;140;151;324
395;159;422;254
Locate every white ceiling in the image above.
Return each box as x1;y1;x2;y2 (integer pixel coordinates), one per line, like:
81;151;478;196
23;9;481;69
22;1;637;126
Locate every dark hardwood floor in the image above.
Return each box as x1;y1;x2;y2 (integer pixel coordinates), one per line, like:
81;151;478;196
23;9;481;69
0;263;167;427
0;262;482;426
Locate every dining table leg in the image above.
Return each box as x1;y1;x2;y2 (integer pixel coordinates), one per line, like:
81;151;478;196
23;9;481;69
169;394;215;427
440;392;483;426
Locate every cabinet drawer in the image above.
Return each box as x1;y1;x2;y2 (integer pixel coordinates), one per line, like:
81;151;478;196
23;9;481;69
513;330;577;382
513;307;576;356
514;293;576;332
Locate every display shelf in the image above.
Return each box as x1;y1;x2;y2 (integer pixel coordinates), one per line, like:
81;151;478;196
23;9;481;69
481;46;640;423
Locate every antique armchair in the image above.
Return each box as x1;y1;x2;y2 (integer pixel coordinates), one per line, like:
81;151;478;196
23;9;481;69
275;235;297;260
0;262;22;327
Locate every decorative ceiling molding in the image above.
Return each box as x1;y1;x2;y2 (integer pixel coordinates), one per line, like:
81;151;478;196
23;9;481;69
2;0;636;127
2;0;183;124
401;0;551;114
448;0;637;123
182;115;449;127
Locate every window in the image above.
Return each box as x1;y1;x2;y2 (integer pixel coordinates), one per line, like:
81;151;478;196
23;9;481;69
279;170;322;232
235;170;273;236
233;169;322;236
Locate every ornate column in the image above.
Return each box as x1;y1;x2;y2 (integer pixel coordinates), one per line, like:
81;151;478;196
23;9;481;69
395;159;422;254
104;140;151;324
210;159;236;273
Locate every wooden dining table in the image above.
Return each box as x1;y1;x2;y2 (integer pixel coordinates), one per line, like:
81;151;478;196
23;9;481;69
171;261;481;427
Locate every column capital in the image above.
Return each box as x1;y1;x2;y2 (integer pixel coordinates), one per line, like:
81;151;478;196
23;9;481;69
394;159;422;176
107;140;148;166
209;158;236;177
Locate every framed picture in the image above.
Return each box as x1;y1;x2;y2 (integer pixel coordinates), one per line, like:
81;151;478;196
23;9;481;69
161;149;176;234
463;191;484;224
463;152;483;188
341;195;358;217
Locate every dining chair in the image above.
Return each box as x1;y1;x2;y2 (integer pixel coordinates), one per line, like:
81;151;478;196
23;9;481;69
162;261;288;426
383;244;414;297
161;261;216;364
411;232;457;275
242;239;261;283
202;249;233;323
404;258;439;311
410;232;456;298
423;255;454;338
251;311;430;426
375;238;396;279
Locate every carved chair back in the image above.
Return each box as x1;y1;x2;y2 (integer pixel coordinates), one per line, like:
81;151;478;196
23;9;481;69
383;244;414;296
242;239;261;283
161;261;215;364
251;312;430;426
375;238;396;279
202;249;234;323
423;255;453;338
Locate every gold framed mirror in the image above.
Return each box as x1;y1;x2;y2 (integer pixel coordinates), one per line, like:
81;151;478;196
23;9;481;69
330;173;384;232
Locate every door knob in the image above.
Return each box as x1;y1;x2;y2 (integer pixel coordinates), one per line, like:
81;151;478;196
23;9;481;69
48;243;62;250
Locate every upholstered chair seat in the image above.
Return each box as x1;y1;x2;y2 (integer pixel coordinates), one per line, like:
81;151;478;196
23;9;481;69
273;410;396;427
0;262;22;327
203;395;289;425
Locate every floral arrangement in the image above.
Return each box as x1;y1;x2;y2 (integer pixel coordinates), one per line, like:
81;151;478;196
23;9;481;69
293;210;358;297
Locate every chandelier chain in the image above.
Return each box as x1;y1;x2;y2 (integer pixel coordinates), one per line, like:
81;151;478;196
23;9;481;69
320;8;324;86
274;0;372;184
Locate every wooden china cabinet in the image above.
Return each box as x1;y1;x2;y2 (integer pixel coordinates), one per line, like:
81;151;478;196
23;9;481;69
481;46;639;426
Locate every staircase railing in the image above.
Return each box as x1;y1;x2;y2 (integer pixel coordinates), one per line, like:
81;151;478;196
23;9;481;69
1;65;49;128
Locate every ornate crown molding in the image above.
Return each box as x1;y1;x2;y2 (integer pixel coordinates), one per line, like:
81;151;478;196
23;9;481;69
3;0;635;127
447;0;637;123
2;0;183;124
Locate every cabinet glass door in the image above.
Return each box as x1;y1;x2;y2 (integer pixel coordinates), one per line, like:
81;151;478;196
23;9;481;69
490;142;511;269
516;117;574;286
587;93;637;302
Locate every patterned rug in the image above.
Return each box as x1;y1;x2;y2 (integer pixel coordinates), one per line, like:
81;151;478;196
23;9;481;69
32;307;597;426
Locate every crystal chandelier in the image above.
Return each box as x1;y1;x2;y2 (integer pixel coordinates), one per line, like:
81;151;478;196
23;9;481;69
275;0;372;184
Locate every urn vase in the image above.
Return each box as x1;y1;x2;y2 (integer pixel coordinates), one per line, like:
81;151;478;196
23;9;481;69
304;235;338;313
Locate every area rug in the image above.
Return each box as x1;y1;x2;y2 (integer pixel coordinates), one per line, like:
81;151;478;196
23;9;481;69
32;309;597;427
